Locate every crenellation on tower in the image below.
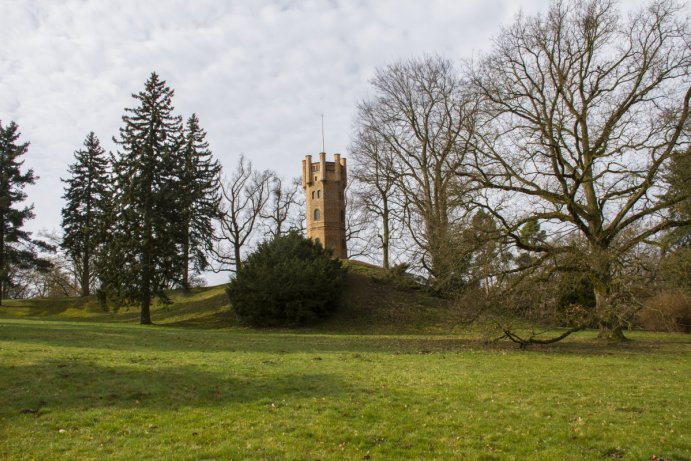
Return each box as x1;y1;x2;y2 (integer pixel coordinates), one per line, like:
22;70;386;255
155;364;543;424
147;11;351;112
302;152;347;259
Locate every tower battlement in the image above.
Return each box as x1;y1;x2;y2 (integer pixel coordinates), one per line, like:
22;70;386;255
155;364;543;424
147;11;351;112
302;152;347;259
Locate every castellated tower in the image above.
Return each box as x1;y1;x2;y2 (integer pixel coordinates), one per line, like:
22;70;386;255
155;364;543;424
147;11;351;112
301;152;347;259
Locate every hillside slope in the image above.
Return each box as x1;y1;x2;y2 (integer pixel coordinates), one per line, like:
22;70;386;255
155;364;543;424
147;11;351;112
0;261;456;333
0;285;231;327
324;260;456;333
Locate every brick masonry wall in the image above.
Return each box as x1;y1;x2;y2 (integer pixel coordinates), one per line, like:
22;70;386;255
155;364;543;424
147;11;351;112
302;152;347;259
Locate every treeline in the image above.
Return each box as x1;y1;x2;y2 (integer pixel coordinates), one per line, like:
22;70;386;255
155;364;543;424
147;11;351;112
1;0;688;337
60;74;222;324
346;0;690;340
0;73;304;324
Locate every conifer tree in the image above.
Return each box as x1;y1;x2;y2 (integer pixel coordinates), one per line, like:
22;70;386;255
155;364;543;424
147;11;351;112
175;114;221;290
108;72;183;324
0;121;51;304
61;132;110;296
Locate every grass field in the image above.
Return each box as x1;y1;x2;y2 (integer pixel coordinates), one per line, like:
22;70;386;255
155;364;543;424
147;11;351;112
1;318;689;460
0;265;689;460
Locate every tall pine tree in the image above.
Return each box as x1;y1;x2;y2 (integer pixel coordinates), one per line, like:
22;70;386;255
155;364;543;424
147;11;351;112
0;121;51;304
175;114;221;290
61;132;111;296
108;72;183;324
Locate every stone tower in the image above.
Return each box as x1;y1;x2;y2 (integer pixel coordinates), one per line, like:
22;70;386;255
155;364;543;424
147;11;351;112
301;152;347;259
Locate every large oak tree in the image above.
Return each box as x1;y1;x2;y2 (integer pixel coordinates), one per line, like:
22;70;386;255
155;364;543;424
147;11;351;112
468;0;690;339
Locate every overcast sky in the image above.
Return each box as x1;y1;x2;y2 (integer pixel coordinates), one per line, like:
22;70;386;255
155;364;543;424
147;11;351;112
2;0;657;284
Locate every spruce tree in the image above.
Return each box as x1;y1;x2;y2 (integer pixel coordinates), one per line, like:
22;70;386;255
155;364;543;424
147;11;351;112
0;121;51;304
108;72;183;324
61;132;110;296
175;114;221;290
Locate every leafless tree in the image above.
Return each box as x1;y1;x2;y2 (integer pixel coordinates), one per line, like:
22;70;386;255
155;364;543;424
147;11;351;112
468;0;691;340
354;56;478;287
261;176;302;239
4;231;78;299
10;264;78;298
350;126;401;269
213;155;274;272
343;181;379;260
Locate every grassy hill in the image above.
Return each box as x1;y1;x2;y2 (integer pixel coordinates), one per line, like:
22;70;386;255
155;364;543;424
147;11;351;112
0;260;458;333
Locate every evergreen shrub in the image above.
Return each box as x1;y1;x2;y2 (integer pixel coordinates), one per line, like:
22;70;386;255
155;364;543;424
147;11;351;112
226;232;346;327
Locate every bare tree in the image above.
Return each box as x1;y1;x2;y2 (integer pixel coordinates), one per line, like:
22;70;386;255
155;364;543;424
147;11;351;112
468;0;691;340
261;176;302;240
11;262;79;299
350;126;400;269
213;155;274;272
343;181;379;261
4;231;77;299
355;56;478;287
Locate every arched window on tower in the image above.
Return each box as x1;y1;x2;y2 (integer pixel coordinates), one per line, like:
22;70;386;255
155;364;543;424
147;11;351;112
317;190;321;199
314;209;320;221
311;191;315;199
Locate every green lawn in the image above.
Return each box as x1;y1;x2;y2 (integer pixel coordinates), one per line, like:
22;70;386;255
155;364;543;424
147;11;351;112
1;318;689;460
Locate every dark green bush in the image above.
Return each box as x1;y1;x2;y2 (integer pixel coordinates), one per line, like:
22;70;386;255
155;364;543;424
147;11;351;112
226;232;346;327
556;272;596;310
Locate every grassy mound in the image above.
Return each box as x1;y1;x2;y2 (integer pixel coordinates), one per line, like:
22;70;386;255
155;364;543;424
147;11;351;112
326;260;456;333
0;260;455;333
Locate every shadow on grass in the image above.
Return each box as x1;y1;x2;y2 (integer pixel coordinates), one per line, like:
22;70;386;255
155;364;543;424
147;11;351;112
2;319;689;356
0;286;229;323
164;309;237;329
0;319;476;354
0;360;359;415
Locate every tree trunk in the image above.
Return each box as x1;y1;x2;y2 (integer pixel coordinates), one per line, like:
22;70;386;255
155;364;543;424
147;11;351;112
427;220;452;290
182;225;190;292
82;198;92;296
81;247;90;297
382;203;390;270
592;269;627;341
140;290;152;325
140;237;152;324
140;174;153;325
234;242;242;272
597;321;626;341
